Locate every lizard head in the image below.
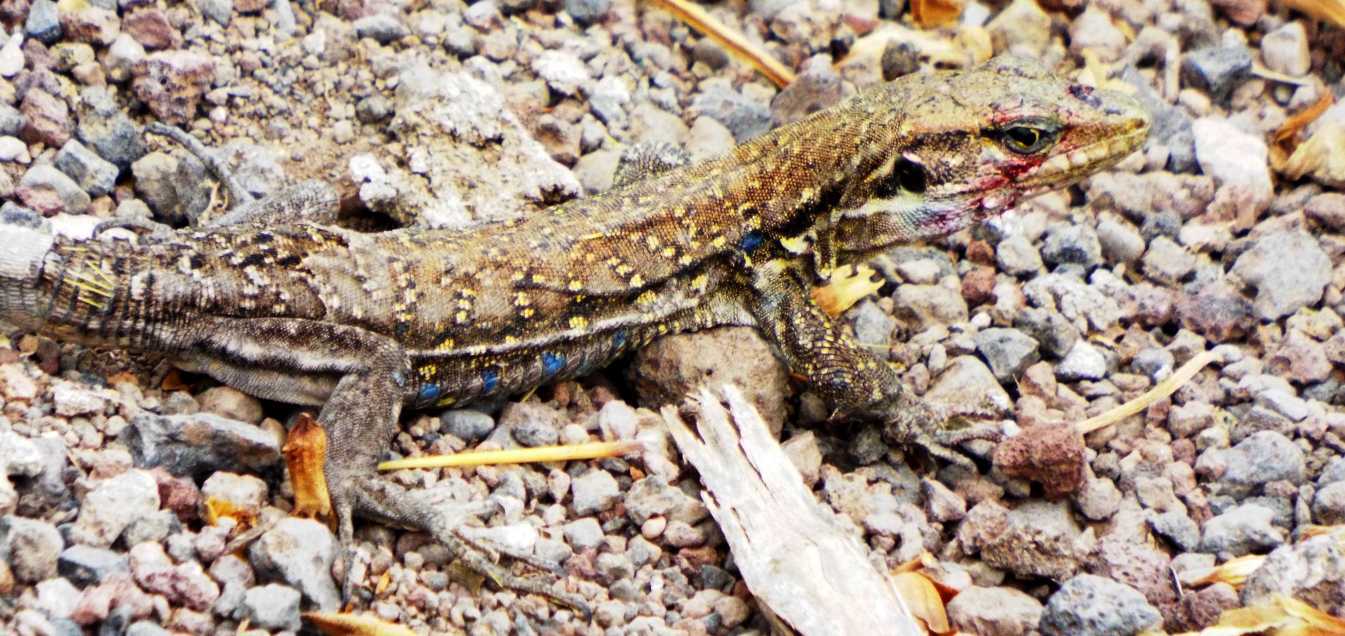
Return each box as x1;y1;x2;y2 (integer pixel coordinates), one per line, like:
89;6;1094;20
828;55;1150;258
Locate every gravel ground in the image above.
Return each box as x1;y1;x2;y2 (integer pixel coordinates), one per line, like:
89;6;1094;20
2;0;1344;634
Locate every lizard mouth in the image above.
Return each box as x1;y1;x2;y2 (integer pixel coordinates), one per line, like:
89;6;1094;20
1018;126;1149;191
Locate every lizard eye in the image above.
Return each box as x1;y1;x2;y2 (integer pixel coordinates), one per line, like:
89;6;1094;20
999;125;1056;154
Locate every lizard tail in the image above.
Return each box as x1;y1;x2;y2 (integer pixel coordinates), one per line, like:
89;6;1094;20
0;223;56;331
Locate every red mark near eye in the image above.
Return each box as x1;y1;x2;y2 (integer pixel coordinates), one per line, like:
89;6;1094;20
996;156;1043;180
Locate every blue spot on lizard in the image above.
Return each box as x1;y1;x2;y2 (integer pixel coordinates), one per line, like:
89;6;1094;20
738;230;765;252
416;384;440;404
481;368;499;393
542;351;565;376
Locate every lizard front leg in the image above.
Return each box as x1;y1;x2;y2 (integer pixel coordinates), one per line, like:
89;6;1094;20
187;318;588;615
746;260;1001;466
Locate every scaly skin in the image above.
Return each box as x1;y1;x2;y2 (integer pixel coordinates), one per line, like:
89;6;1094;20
0;56;1149;616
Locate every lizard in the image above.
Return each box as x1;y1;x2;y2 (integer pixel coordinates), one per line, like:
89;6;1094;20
0;55;1149;617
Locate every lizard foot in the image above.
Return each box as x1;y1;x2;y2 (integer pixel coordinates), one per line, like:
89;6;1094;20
329;474;592;620
880;394;1004;469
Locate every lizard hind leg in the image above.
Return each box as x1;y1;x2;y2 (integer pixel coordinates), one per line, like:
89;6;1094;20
191;318;589;617
310;352;591;617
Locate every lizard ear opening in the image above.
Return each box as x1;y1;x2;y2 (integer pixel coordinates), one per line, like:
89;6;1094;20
875;156;928;198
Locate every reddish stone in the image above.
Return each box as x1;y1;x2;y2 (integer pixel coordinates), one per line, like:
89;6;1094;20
123;9;182;51
235;0;271;12
992;424;1086;498
16;185;65;215
60;7;121;46
150;468;202;523
19;88;71;147
965;239;995;265
961;266;997;306
1267;330;1333;384
1175;281;1255;342
1212;0;1266;26
131;50;215;124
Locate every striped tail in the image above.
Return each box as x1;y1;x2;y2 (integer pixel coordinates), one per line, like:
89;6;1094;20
0;223;56;332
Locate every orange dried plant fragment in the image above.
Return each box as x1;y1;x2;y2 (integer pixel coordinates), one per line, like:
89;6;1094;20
283;412;332;520
810;264;883;317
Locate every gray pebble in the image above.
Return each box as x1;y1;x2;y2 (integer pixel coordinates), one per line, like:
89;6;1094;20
1013;308;1079;359
440;409;495;442
571;469;619;515
198;0;233;26
353;13;409;43
974;327;1040;382
1207;430;1305;496
996;234;1043;275
1230;231;1331;320
126;622;172;636
1095;215;1145;263
57;544;128;586
1141;236;1195;285
0;104;24;137
1039;574;1162;636
77;105;147;171
1200;503;1284;555
26;0;62;44
562;517;604;550
242;584;302;631
595;552;634;582
123;412;281;480
692;86;772;143
1056;341;1108;381
1;515;63;583
1147;510;1200;552
122;510;179;546
565;0;612;26
1130;348;1174;381
1261;22;1310;76
54;139;119;197
1312;482;1345;524
1180;45;1252;103
69;470;160;548
1041;224;1102;269
249;518;340;611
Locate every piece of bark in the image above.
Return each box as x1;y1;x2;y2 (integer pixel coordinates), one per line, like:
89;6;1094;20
663;386;922;636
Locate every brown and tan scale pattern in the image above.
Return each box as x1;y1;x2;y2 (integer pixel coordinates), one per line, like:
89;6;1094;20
1;56;1150;614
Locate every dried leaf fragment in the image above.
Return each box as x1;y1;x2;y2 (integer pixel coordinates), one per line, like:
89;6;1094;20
1281;121;1345;188
1181;554;1265;589
1296;524;1345;541
1076;350;1217;434
377;440;640;471
647;0;795;88
1177;593;1345;636
893;571;950;634
1270;91;1333;170
811;264;883;317
284;412;332;520
911;0;966;28
204;496;257;529
303;611;418;636
1280;0;1345;28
